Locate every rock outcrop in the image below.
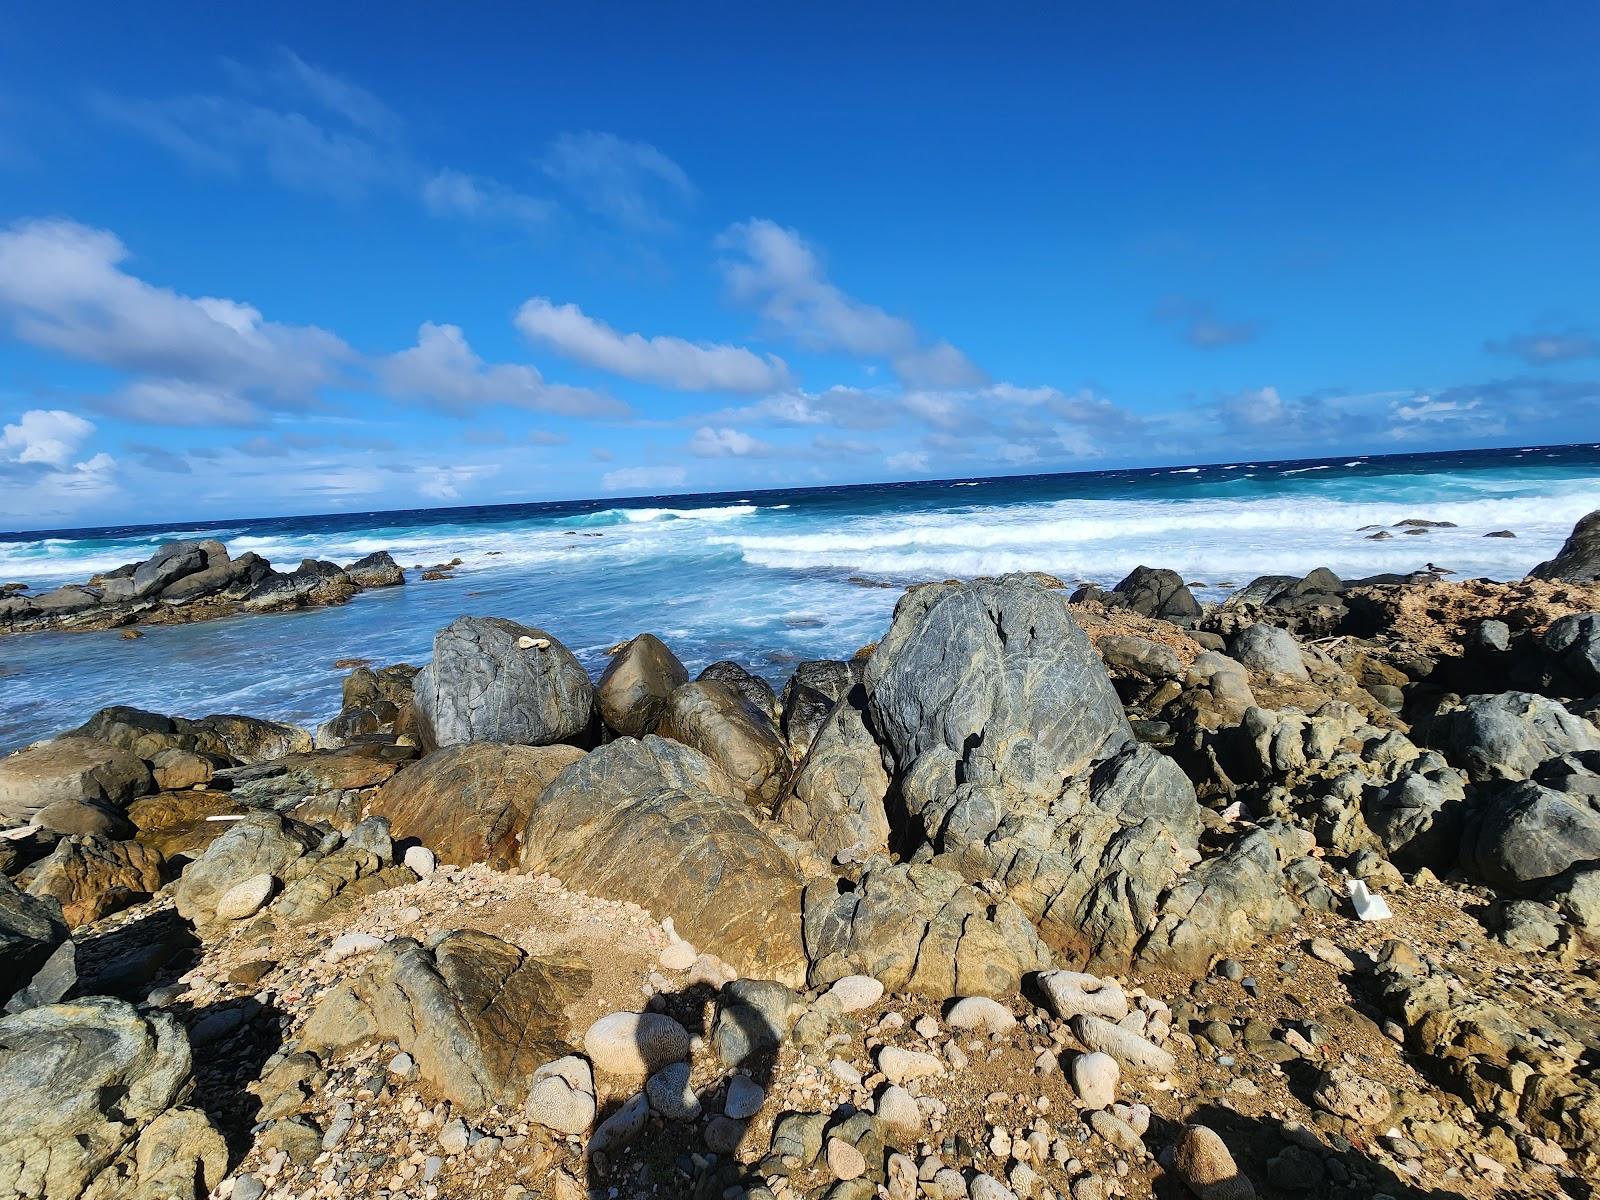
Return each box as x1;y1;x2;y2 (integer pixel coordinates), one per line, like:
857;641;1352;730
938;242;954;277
776;685;891;865
0;738;151;828
1531;510;1600;582
658;680;788;809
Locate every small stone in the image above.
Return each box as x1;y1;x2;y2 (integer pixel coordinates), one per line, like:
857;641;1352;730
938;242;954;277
438;1117;469;1156
233;1176;265;1200
946;996;1016;1036
704;1114;746;1155
969;1174;1018;1200
404;844;436;877
1071;1014;1175;1073
216;873;275;921
1070;1052;1119;1109
1174;1125;1255;1199
878;1046;945;1086
527;1055;596;1135
646;1060;701;1121
327;932;384;962
876;1084;922;1132
1088;1109;1143;1156
584;1011;690;1079
827;975;885;1012
725;1074;765;1120
1306;937;1354;971
827;1137;867;1181
1037;971;1129;1021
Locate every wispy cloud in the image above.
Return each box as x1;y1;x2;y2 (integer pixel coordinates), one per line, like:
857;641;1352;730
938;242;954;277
1153;296;1261;349
515;296;790;393
542;132;695;231
689;425;773;457
602;464;687;491
1485;326;1600;365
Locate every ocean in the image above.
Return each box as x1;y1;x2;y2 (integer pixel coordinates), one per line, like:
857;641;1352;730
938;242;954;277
3;443;1598;752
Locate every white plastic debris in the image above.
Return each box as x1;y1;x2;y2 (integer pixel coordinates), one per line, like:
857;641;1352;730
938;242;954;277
516;635;550;650
1348;878;1393;922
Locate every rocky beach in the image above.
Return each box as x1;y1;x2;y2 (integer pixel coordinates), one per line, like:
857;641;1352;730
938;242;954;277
0;505;1598;1200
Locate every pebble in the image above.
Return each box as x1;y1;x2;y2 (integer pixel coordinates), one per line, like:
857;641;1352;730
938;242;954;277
646;1061;701;1120
704;1114;746;1155
1038;971;1130;1021
403;845;436;877
827;975;885;1012
1071;1014;1175;1073
725;1074;766;1120
877;1046;945;1085
1174;1124;1255;1199
1307;937;1354;972
215;873;274;921
969;1173;1019;1200
327;932;385;962
1088;1109;1143;1156
876;1084;922;1132
1069;1052;1119;1109
946;996;1016;1036
438;1118;469;1156
583;1011;690;1079
827;1137;866;1180
232;1176;265;1200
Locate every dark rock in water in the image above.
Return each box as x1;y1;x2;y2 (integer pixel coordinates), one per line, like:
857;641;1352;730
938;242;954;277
697;660;781;725
1530;510;1600;581
318;663;418;748
1485;529;1516;538
864;574;1293;971
343;550;405;588
1394;518;1457;528
1113;565;1201;626
776;684;890;864
658;681;788;809
1545;612;1600;693
519;736;810;986
0;737;152;828
0;874;70;1011
1420;692;1600;783
0;996;226;1197
1366;530;1394;540
241;558;355;612
597;633;688;737
369;742;584;870
1462;779;1600;892
413;616;595;750
300;930;586;1112
131;540;210;598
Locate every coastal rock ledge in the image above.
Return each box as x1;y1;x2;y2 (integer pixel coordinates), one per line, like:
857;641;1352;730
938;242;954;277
0;540;405;635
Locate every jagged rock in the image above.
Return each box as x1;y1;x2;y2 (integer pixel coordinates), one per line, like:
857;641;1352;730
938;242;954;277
1229;624;1309;681
697;661;781;725
217;744;409;808
864;576;1290;971
0;874;70;1011
1423;692;1600;782
343;550;405;588
299;930;586;1112
0;997;225;1200
413;616;595;749
1530;510;1600;582
0;738;151;826
369;742;584;869
597;633;688;737
1097;635;1183;681
775;685;890;865
658;681;788;809
241;559;356;612
172;811;322;924
25;837;164;928
131;540;208;598
148;749;213;790
518;737;809;986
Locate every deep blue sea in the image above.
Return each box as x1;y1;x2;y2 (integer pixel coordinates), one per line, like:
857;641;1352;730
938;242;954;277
3;443;1598;752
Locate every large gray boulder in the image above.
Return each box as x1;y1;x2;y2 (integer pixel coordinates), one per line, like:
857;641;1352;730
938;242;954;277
596;633;688;737
1545;613;1600;693
300;930;584;1112
172;811;322;924
1461;780;1600;892
1111;565;1201;626
130;540;209;599
1229;623;1310;681
343;550;405;588
658;681;788;809
0;738;151;827
1530;510;1600;582
776;685;890;865
864;576;1292;971
413;617;595;749
1424;693;1600;783
0;997;225;1200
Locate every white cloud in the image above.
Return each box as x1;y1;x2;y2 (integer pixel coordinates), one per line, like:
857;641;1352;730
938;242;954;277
379;322;629;417
543;132;695;231
716;386;897;429
106;379;262;426
414;463;499;501
689;426;773;457
0;218;351;415
235;48;402;137
515;297;790;393
885;450;930;473
718;219;984;386
421;170;552;229
1;409;95;466
603;465;687;491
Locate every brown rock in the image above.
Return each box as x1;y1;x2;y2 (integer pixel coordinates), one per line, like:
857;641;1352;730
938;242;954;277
1173;1125;1256;1199
596;634;689;737
25;836;164;927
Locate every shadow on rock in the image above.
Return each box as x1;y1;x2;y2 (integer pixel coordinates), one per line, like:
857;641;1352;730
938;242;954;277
165;992;286;1160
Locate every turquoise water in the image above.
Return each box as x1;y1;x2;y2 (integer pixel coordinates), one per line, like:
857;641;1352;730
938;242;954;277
2;443;1597;751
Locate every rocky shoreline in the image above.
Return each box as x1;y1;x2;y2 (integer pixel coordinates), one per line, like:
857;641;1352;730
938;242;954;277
0;539;407;635
1;510;1600;1200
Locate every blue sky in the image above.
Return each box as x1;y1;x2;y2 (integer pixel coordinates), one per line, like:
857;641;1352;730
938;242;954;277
1;3;1598;529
